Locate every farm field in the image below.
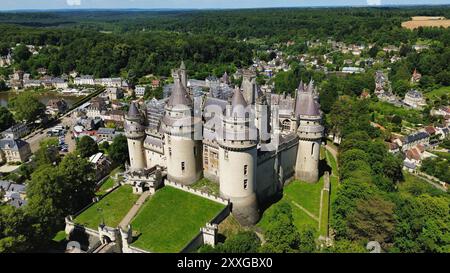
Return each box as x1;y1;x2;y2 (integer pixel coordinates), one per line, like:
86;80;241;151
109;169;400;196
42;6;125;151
402;16;450;29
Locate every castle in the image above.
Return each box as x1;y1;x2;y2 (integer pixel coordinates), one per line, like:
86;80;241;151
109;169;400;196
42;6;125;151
125;62;324;225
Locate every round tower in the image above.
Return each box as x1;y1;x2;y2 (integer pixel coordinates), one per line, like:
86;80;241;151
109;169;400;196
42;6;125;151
162;77;202;185
218;88;259;226
125;102;146;170
294;81;324;183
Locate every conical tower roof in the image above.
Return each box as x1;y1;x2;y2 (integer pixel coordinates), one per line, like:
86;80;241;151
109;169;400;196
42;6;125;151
180;60;186;70
229;87;248;118
231;87;248;108
127;102;141;118
167;78;192;108
295;81;320;117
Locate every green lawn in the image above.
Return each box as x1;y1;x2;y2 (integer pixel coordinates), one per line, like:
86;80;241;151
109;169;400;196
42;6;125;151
96;177;116;196
425;86;450;101
190;178;220;196
96;167;124;196
319;189;330;236
399;172;447;197
258;179;323;233
130;186;225;253
326;150;338;175
74;185;139;229
369;100;425;126
258;145;339;237
52;230;67;243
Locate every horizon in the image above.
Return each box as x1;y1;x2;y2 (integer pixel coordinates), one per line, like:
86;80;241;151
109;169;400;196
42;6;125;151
1;0;450;11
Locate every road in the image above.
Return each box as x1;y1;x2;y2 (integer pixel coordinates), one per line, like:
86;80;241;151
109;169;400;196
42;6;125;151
22;87;104;154
24;114;76;153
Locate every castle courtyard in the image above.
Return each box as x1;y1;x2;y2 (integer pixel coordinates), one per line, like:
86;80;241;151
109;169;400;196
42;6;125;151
130;186;226;253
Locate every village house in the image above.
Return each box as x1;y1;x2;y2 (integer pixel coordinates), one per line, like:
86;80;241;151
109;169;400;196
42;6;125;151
89;152;113;180
0;53;12;67
86;97;107;119
105;87;124;101
74;75;95;86
1;123;30;140
134;85;147;97
436;126;450;140
411;68;422;84
46;99;69;116
96;127;117;142
401;131;430;151
403;89;427;109
0;180;27;208
0;137;32;164
388;142;400;153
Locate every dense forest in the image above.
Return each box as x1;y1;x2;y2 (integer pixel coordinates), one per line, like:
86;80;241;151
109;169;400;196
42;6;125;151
1;7;450;82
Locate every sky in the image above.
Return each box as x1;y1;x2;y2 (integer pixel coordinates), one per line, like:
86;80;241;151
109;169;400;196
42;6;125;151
0;0;450;11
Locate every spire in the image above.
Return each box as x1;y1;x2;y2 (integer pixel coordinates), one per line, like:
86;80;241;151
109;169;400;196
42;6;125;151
222;71;229;83
167;77;192;107
307;79;314;93
298;80;304;92
180;60;186;70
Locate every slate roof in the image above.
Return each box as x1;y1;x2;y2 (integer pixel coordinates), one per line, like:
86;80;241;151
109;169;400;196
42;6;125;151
404;132;430;144
0;138;29;150
127;102;141;118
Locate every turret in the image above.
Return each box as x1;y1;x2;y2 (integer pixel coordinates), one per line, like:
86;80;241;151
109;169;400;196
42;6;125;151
162;77;202;185
241;69;257;105
255;94;271;143
218;87;259;225
294;80;324;183
125;102;146;170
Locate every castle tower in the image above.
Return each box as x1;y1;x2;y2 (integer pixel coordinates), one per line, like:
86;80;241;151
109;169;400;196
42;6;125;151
255;94;271;143
241;69;257;105
294;80;324;183
162;76;202;185
218;88;259;225
125;102;146;170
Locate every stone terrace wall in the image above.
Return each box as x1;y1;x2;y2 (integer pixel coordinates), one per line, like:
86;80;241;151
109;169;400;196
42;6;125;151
165;179;230;205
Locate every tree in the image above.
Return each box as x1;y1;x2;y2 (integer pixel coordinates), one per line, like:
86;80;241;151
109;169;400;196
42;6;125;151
8;93;45;122
34;138;61;166
323;239;367;253
346;196;396;249
298;227;317;253
0;80;8;91
76;136;99;158
0;106;15;131
260;202;302;253
108;135;129;166
0;205;32;253
392;79;410;97
99;141;110;153
215;231;261;253
12;44;31;63
393;195;450;253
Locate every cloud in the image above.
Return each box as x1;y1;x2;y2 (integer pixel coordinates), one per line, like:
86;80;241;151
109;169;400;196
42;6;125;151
66;0;81;6
367;0;382;5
